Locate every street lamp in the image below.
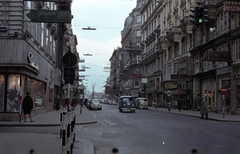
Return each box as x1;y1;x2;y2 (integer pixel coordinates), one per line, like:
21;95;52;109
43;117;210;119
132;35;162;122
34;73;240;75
82;26;96;30
83;53;92;56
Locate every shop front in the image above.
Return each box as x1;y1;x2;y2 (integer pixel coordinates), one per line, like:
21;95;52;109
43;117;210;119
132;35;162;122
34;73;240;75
163;81;178;108
201;78;216;111
0;73;47;120
234;66;240;115
216;66;232;114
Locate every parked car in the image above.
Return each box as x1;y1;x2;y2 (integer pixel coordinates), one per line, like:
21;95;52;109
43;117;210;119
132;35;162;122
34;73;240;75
89;99;102;110
104;98;108;104
135;97;148;110
86;99;92;108
112;100;117;105
117;96;135;113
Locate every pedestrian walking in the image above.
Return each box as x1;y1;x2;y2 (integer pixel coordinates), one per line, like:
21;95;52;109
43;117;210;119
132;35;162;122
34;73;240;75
200;97;208;120
22;92;34;122
71;97;77;107
55;95;60;111
177;97;183;112
182;97;186;110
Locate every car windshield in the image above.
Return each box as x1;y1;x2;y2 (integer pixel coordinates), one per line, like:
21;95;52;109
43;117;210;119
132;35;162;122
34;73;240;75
92;100;100;104
139;99;147;103
123;97;134;101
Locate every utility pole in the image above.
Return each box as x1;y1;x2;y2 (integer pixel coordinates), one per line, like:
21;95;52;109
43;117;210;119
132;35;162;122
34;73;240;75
57;2;64;98
57;1;71;99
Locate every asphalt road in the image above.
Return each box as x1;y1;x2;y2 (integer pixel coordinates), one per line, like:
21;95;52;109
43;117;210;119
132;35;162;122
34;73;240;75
78;104;240;154
1;104;240;154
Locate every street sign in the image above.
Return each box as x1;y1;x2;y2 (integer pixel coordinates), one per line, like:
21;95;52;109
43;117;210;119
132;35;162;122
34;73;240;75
0;27;7;32
27;10;72;23
62;52;77;67
221;87;227;93
202;50;231;62
167;91;172;97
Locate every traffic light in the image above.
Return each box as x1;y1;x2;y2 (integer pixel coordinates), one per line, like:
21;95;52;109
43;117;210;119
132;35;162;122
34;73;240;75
190;7;198;25
64;66;75;84
197;6;204;24
197;5;208;25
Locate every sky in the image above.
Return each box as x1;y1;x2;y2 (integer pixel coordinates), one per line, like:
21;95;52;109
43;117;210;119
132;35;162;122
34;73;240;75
71;0;137;93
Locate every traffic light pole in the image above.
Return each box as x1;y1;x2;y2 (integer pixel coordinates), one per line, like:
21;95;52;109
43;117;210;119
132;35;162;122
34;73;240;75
67;50;71;111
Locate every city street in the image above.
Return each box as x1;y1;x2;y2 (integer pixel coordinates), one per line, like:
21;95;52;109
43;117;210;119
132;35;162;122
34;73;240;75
0;104;240;154
78;104;240;154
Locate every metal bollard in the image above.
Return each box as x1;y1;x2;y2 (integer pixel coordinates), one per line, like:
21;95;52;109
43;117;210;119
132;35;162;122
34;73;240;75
62;112;67;154
70;108;74;154
67;110;71;154
73;107;76;143
60;105;63;138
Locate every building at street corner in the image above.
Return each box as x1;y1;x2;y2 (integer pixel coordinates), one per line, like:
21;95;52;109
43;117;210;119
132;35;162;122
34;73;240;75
112;0;146;98
189;0;240;115
140;0;194;108
0;1;79;120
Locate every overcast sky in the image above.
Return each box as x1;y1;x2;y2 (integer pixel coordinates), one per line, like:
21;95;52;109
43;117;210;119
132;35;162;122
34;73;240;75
72;0;137;93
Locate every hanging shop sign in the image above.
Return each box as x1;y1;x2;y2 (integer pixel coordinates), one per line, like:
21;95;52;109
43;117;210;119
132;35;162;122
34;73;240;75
171;74;188;80
130;75;140;78
164;82;178;90
28;52;39;70
224;1;240;12
201;50;231;62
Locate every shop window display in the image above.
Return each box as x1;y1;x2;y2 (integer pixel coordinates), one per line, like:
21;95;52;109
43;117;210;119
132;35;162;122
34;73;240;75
7;74;22;112
0;75;5;112
25;78;45;109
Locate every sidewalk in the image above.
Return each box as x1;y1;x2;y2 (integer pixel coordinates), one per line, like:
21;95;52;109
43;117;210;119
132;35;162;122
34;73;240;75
0;105;96;154
0;105;97;127
148;106;240;122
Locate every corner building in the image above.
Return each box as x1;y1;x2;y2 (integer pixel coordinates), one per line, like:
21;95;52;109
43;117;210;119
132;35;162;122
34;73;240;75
0;1;58;120
190;0;240;115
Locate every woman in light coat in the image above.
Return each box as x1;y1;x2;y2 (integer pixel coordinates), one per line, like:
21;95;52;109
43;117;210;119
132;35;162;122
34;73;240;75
200;97;208;120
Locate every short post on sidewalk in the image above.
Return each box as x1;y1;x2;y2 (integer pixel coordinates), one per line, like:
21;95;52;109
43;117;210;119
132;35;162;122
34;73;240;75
67;110;71;154
60;105;63;138
62;112;67;154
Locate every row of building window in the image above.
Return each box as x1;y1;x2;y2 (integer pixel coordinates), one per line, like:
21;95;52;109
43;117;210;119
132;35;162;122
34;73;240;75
25;2;56;59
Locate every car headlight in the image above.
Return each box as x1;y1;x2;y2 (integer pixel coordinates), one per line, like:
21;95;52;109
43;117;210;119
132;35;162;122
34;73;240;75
123;104;126;107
